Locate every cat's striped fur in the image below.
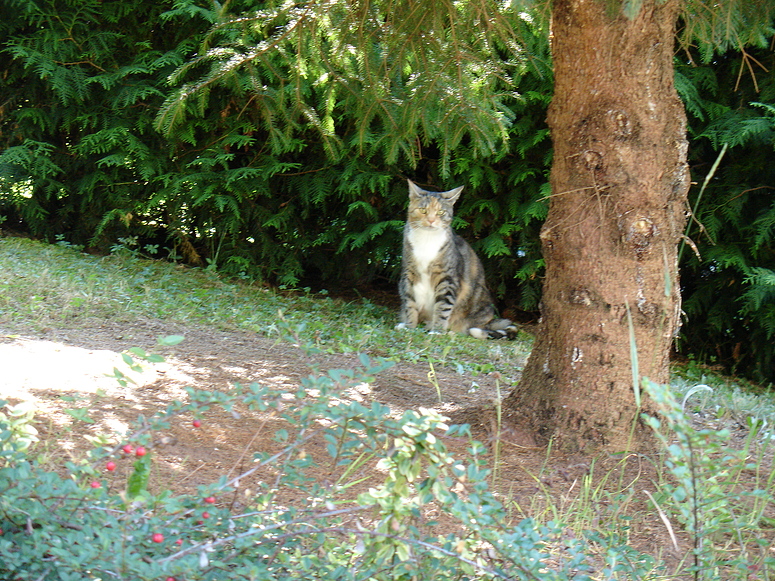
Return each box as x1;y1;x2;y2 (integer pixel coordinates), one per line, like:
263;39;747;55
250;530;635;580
397;180;517;339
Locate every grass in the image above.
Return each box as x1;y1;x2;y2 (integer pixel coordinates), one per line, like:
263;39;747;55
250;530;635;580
0;236;531;382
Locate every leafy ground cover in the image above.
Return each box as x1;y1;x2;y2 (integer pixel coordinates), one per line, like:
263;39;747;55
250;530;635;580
1;236;774;579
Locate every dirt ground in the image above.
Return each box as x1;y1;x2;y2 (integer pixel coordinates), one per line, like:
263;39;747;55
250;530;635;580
0;316;724;575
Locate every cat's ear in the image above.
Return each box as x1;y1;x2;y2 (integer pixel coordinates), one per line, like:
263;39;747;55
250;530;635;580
441;186;464;204
407;179;425;200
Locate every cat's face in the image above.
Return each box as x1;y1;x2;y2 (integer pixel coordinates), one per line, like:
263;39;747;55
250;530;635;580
406;180;463;231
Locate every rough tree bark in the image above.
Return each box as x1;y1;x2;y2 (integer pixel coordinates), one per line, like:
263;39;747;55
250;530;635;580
503;0;690;453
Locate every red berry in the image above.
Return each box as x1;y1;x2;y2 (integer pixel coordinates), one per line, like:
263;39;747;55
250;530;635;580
192;419;202;428
175;538;183;546
135;446;147;457
166;577;176;581
90;481;101;489
105;461;116;472
122;444;133;454
202;511;210;519
152;532;164;543
204;496;215;504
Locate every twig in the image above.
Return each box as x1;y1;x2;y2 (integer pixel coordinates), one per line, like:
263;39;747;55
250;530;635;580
643;489;680;553
156;505;372;564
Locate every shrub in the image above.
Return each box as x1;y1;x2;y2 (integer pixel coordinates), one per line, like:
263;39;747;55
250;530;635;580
644;380;775;580
0;342;657;580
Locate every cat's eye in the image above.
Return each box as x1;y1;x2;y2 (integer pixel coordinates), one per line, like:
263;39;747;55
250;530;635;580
437;210;446;216
418;208;427;214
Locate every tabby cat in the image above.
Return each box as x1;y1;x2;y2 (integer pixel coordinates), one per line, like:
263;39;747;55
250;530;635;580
397;180;517;339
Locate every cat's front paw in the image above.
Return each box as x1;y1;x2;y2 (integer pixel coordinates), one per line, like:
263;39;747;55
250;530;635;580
395;322;409;330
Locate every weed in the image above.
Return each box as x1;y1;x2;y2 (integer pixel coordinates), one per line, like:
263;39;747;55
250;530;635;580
644;379;775;580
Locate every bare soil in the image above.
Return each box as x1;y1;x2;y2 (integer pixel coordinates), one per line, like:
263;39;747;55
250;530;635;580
0;316;750;575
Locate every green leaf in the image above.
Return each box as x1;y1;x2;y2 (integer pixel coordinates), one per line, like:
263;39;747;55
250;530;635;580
126;453;152;500
63;408;95;424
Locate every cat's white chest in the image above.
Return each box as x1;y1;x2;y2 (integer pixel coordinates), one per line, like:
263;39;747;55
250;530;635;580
407;226;449;319
408;226;448;271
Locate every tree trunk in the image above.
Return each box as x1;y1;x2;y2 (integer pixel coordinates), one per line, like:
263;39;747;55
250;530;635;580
503;0;689;453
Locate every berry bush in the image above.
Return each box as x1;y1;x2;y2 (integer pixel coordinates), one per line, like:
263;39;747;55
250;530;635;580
0;348;656;580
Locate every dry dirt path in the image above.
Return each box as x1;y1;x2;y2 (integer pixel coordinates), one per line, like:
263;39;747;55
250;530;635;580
0;318;522;490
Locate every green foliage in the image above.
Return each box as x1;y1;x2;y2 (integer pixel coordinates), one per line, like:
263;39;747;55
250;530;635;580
0;402;39;457
643;380;775;580
157;0;542;169
0;0;193;245
679;1;775;62
0;338;657;580
675;46;775;384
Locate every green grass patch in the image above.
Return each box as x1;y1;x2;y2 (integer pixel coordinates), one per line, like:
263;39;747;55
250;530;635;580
0;237;532;380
